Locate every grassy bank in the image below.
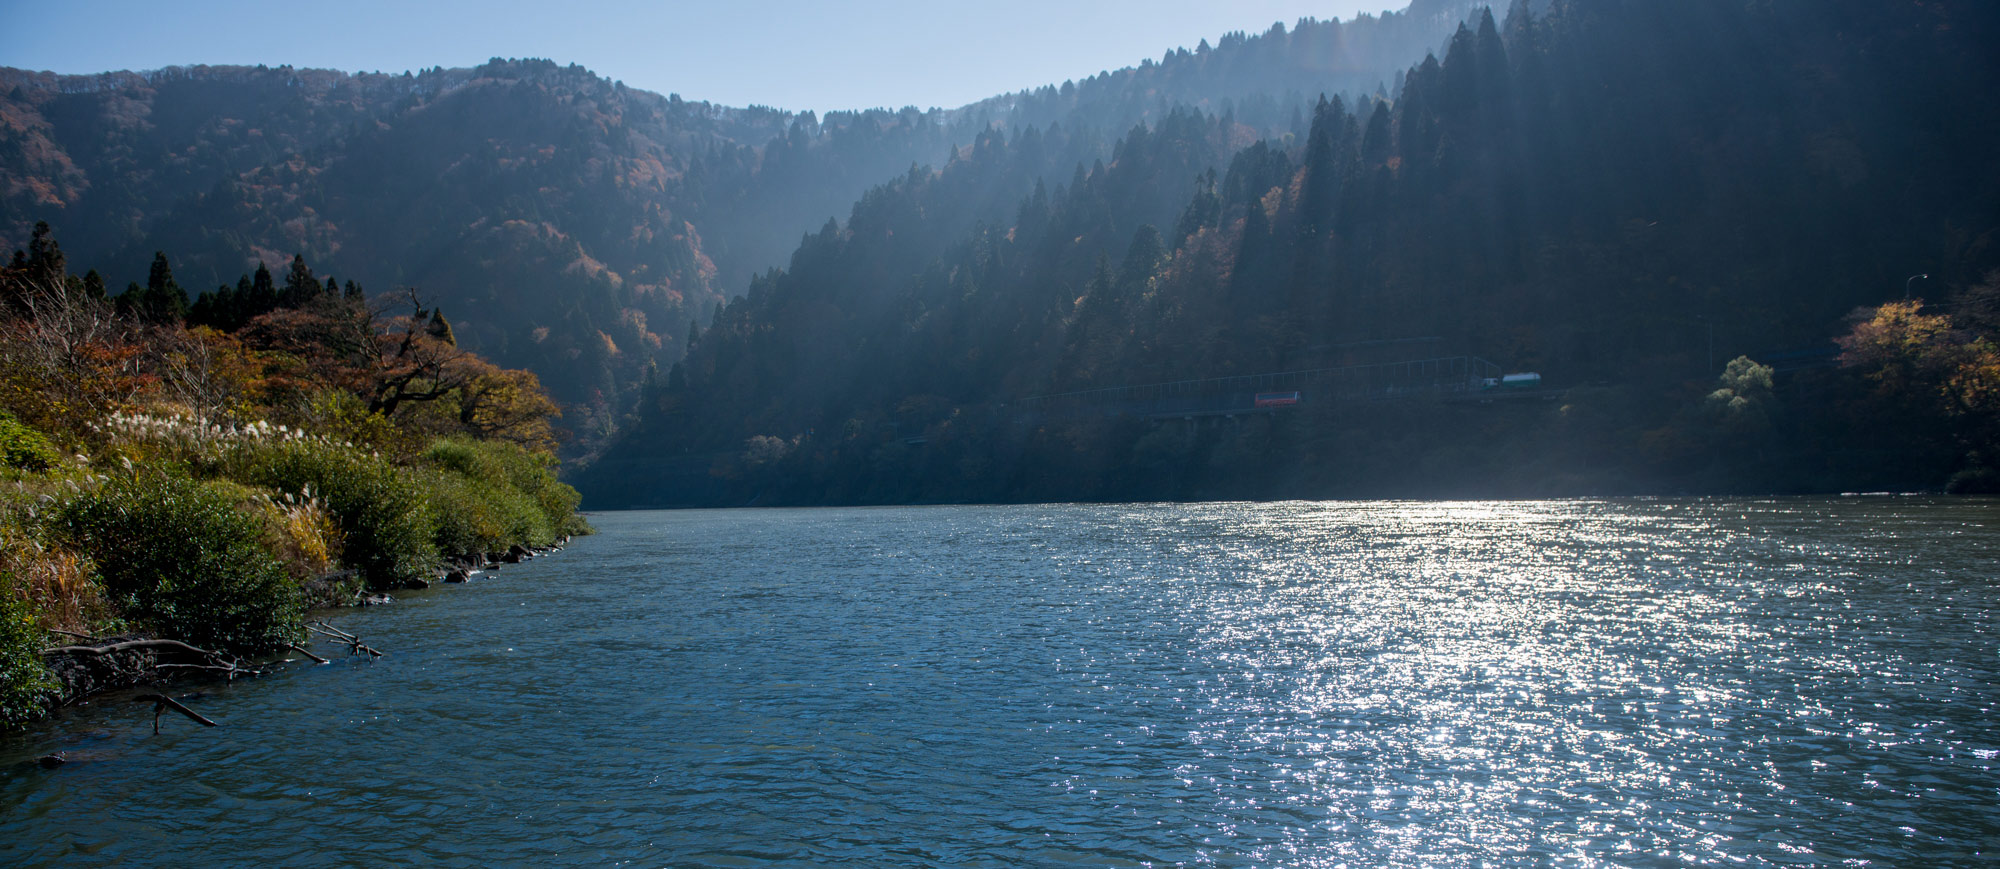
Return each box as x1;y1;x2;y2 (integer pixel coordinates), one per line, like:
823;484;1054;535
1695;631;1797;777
1;238;590;726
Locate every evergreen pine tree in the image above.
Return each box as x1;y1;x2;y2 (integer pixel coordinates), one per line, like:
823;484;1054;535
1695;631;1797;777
1360;102;1393;167
282;254;316;306
24;221;65;286
115;281;143;319
426;309;458;346
188;287;223;329
144;251;188;323
1299;96;1345;233
251;262;276;310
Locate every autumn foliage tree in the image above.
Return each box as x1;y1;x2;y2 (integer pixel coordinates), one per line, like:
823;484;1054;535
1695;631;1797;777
1;224;570;458
1839;300;2000;483
0;276;146;433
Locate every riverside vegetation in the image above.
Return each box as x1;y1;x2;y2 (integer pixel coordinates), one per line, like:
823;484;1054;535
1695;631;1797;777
0;227;589;726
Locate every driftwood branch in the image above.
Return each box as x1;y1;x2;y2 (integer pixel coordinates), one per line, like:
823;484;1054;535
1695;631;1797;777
46;637;256;686
287;643;330;664
309;622;384;657
42;639;223;658
308;621;358;641
47;628;100;641
134;692;219;733
154;663;255;676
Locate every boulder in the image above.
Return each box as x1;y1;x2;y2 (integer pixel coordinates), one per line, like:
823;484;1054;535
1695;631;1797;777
444;568;469;583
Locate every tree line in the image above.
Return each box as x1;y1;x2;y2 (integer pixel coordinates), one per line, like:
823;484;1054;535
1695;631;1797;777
580;0;2000;506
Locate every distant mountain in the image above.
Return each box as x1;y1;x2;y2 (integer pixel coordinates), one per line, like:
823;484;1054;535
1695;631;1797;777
577;0;2000;506
964;0;1504;134
0;5;1474;448
0;60;953;440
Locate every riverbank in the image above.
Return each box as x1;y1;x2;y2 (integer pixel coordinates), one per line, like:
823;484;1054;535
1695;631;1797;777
32;535;571;721
1;424;592;726
1;259;591;728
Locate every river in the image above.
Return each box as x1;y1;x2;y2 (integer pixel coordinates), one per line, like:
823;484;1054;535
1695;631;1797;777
3;498;1997;866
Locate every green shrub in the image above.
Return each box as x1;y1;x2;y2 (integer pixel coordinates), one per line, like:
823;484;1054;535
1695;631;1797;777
419;467;546;558
0;572;59;726
423;438;588;548
0;412;59;473
420;469;487;559
57;473;301;655
226;440;437;588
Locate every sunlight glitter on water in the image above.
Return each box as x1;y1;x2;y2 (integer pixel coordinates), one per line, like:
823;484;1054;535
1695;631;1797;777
4;498;1998;866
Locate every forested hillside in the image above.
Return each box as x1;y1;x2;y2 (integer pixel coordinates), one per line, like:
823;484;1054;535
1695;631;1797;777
580;0;2000;506
964;0;1500;135
1;11;1464;451
0;60;966;442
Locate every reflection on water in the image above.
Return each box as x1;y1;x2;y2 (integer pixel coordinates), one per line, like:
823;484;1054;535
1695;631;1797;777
3;498;1997;866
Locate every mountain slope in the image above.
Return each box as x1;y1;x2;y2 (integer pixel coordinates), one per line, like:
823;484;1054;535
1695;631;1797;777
964;0;1502;134
0;60;974;438
1;6;1475;447
579;0;2000;505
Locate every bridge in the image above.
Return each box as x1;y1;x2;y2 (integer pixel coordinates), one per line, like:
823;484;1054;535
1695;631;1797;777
1012;356;1510;421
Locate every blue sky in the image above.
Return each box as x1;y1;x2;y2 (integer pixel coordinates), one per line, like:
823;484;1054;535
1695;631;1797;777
2;0;1391;112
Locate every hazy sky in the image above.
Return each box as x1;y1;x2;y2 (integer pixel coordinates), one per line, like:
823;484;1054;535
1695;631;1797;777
2;0;1394;112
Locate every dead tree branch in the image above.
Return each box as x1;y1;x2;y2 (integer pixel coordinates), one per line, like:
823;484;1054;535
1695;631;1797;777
42;638;225;658
134;693;219;733
307;622;384;657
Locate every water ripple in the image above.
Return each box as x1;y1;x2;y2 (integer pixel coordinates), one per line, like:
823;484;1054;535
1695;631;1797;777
4;498;1998;866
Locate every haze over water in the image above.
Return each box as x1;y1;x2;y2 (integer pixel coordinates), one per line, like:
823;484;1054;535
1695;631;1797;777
3;498;1996;866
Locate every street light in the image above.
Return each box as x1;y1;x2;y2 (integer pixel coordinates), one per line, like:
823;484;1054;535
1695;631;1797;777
1905;273;1930;301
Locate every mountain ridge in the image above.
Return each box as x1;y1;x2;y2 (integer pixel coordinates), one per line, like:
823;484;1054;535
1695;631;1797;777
2;5;1477;447
575;0;2000;505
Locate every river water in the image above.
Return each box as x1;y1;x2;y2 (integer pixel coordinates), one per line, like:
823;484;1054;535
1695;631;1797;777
2;499;1997;866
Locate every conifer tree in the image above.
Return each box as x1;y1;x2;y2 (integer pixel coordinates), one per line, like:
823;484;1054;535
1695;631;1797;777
115;281;143;319
143;251;188;323
1299;97;1345;233
1360;102;1393;167
426;309;458;346
251;262;276;310
24;221;64;286
282;254;316;306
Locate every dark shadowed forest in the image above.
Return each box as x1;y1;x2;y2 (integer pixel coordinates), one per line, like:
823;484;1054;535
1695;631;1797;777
579;0;2000;506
